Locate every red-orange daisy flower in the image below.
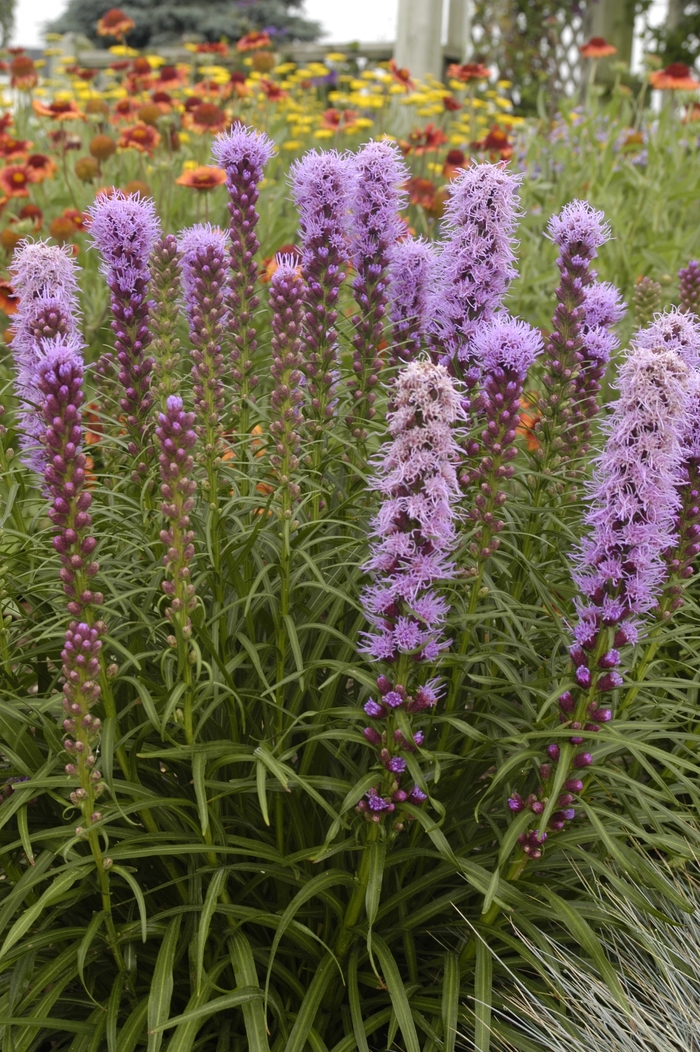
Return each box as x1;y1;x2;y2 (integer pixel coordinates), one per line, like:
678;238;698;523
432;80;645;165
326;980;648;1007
10;55;38;91
0;135;32;160
388;59;414;92
96;8;135;38
228;71;251;98
118;122;161;154
192;78;231;100
0;165;32;198
443;94;462;112
406;176;437;210
175;165;227;191
150;90;174;114
403;124;448;155
516;394;542;451
443;148;467;179
18;202;43;230
0;279;18;315
155;65;189;89
111;98;138;123
649;63;700;90
259;79;287;101
32;98;84;121
447;62;490;82
25;153;58;182
580;37;617;59
320;108;358;132
195;42;228;55
181;102;227;135
471;125;512;160
236;30;271;52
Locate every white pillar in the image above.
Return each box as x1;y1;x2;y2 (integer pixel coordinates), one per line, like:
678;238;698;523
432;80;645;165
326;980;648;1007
395;0;445;80
446;0;472;62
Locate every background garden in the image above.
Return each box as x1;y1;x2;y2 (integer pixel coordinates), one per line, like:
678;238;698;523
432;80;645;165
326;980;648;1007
1;1;700;1051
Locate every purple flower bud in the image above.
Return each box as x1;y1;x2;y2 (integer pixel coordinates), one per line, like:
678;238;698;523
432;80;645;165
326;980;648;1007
363;727;382;745
364;698;386;718
575;665;592;688
547;743;560;762
386;756;407;774
407;785;427;804
508;794;524;812
573;752;593;768
384;690;404;709
598;649;620;669
558;691;575;713
597;670;623;692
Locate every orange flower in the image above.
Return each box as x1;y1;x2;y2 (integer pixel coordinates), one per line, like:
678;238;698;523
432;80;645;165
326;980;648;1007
32;98;84;121
111;98;138;123
649;63;700;90
62;208;86;231
192;78;231;100
402;124;448;155
388;58;414;92
228;71;250;98
49;214;79;243
447;62;490;82
684;101;700;122
516;395;541;452
90;134;117;160
0;135;32;160
175;165;227;191
96;8;135;38
320;108;358;132
259;79;287;101
0;227;21;254
443;148;467;179
0;279;18;315
0;165;31;197
155;65;189;89
236;30;271;52
195;41;228;55
472;125;512;160
10;55;38;91
18;203;43;230
579;37;617;59
260;244;301;283
407;176;437;210
118;123;161;154
182;102;227;135
150;90;174;114
25;153;58;182
443;94;462;112
83;402;104;446
122;179;151;196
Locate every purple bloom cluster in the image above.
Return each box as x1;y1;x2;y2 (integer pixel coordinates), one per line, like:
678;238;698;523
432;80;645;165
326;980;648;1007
290;149;350;430
149;234;182;400
212;125;275;429
679;259;700;315
388;238;435;365
360;359;465;663
511;340;695;850
179;224;229;472
156;396;197;646
571;280;626;451
635;307;700;368
88;191;160;468
463;317;543;559
427;162;521;380
61;619;106;833
540;200;611;460
269;258;305;502
346;140;409;440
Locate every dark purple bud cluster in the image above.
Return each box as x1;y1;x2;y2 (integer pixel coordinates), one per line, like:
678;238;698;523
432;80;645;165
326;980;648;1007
149;234;182;399
661;468;700;613
269;259;305;503
679;259;700;315
156;396;197;646
357;674;432;830
61;619;106;832
212;126;275;427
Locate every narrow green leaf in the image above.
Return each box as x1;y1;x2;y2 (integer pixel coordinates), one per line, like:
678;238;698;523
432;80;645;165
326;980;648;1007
0;865;89;959
106;973;124;1052
442;952;459;1052
16;806;33;865
101;716;116;790
256;760;270;827
77;910;106;992
150;987;263;1034
254;745;290;791
115;999;148;1052
147;914;182;1052
120;675;160;731
372;936;421;1052
228;929;271;1052
347;948;370;1052
111;866;148;943
196;869;227;993
283;953;335;1052
192;751;209;836
364;837;385;950
474;940;493;1052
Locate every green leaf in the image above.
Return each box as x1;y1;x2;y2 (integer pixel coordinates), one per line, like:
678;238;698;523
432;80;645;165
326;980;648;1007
106;973;124;1052
150;987;263;1034
474;940;493;1052
228;930;271;1052
196;870;227;993
283;953;336;1052
77;910;107;993
372;936;421;1052
16;805;33;865
115;999;148;1052
147;914;182;1052
347;948;370;1052
256;759;270;827
111;866;148;943
0;864;90;959
441;952;460;1052
192;751;210;836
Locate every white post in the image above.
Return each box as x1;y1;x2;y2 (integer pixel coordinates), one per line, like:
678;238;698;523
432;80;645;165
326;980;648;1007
394;0;445;80
446;0;472;63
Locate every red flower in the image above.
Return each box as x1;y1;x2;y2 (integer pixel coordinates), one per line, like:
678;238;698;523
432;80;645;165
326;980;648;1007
195;42;228;55
443;149;467;179
388;59;414;92
0;136;32;160
406;176;437;210
580;37;617;59
32;98;84;121
649;63;700;90
97;8;135;38
0;165;32;198
447;62;490;82
0;279;18;315
10;55;37;90
402;124;448;155
320;108;358;131
175;165;227;191
26;154;58;182
182;102;227;135
443;94;462;112
236;30;271;52
118;123;161;154
471;125;512;160
259;79;287;101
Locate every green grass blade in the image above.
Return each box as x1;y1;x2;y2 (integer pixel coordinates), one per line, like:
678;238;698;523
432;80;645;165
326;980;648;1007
147;914;182;1052
441;951;459;1052
196;870;227;993
372;936;421;1052
474;939;493;1052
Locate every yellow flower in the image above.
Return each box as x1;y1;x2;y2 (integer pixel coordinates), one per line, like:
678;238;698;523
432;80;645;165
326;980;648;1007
495;96;513;109
450;133;466;144
43;47;63;56
326;52;347;62
416;105;443;116
182;159;199;170
179;131;191;143
313;129;334;138
146;55;166;68
389;83;408;95
108;45;139;56
338;74;354;84
283;140;301;150
45;33;63;41
497;79;513;89
295;68;313;77
354;117;374;129
427;162;442;174
274;63;296;74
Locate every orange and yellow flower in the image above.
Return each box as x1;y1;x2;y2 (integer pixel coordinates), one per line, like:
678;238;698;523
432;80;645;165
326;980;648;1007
649;63;700;90
182;102;228;135
447;61;490;83
96;8;135;38
32;98;84;121
118;123;161;154
236;31;271;52
580;37;617;59
25;153;58;183
175;165;227;191
10;55;38;91
0;136;32;160
0;165;32;197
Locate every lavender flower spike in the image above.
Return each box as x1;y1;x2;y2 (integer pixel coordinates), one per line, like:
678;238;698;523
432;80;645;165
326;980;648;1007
571;279;626;451
427;162;521;381
212;124;275;436
269;256;305;506
388;238;435;365
149;234;182;401
87;190;160;472
346;140;409;441
179;224;229;487
634;306;700;369
679;259;700;315
11;238;79;301
513;340;696;852
290;149;351;432
357;358;464;829
539;199;611;462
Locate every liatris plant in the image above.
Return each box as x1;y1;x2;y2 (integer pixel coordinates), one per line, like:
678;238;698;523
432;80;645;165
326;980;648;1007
345;140;408;441
509;339;694;855
538;200;611;465
268;257;305;509
88;190;160;475
679;258;700;314
212;124;275;438
427;162;520;384
290;149;350;439
570;280;626;452
633;274;662;327
148;233;182;401
388;237;435;366
179;223;229;495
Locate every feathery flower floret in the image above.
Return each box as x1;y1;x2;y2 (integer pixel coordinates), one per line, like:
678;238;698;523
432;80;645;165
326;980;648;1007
474;315;543;374
388;238;435;365
634;306;700;369
582;281;626;328
360;358;465;663
179;223;228;305
11;239;79;302
546;199;611;253
211;123;276;178
87;190;160;292
427;162;521;374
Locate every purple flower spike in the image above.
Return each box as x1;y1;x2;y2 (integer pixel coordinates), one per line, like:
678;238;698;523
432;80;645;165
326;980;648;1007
571;280;626;451
88;190;161;470
179;224;229;477
388;238;435;365
345;139;409;441
149;234;183;403
212;124;275;433
634;307;700;369
427;162;521;376
156;395;197;647
359;359;465;664
11;238;79;301
269;258;305;504
679;259;700;315
290;149;351;433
